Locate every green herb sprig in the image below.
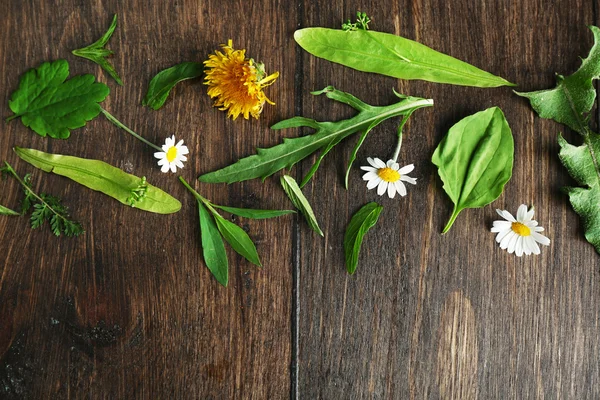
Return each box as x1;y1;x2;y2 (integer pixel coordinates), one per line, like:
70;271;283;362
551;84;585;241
342;12;371;31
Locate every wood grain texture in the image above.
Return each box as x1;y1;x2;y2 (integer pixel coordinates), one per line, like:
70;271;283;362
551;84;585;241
0;0;599;399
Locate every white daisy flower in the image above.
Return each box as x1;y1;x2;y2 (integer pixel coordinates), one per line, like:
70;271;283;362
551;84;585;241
491;204;550;256
154;135;189;173
360;157;417;199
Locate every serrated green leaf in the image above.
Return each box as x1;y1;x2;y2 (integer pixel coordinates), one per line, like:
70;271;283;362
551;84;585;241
344;202;383;274
72;14;123;85
294;28;514;88
198;87;433;184
211;205;295;219
0;204;19;216
7;60;110;139
15;147;181;214
199;202;229;286
280;175;323;236
143;62;204;110
213;213;261;267
432;107;514;233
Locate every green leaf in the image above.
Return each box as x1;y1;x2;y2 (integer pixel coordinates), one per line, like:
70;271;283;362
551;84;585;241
199;86;432;184
211;205;295;219
0;204;19;216
213;213;261;267
7;59;110;139
15;147;181;214
294;28;514;88
558;133;600;252
344;202;383;274
72;14;123;85
280;175;323;236
432;107;514;233
199;202;229;286
143;62;204;110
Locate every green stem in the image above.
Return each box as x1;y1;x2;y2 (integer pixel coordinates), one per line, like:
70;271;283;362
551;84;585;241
442;206;461;234
101;108;163;152
5;114;18;122
392;132;403;162
178;177;220;215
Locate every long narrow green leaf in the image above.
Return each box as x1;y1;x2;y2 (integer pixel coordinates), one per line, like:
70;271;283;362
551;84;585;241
15;147;181;214
212;205;295;219
0;204;19;216
280;175;323;236
199;202;228;286
213;213;261;267
143;62;204;110
344;202;383;274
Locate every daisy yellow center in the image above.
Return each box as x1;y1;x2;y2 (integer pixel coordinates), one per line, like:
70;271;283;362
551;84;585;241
377;167;400;182
166;147;178;162
511;222;531;236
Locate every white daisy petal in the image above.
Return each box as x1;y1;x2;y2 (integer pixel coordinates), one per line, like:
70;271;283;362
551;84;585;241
180;155;188;162
160;164;170;173
526;220;539;228
398;164;415;174
395;181;407;196
175;160;184;169
500;210;516;222
363;171;378;181
530;239;541;255
360;166;377;172
377;180;387;196
386;159;395;168
533;226;545;232
400;175;417;185
525;208;535;222
157;158;167;166
180;146;190;155
367;157;377;167
517;204;528;222
373;158;386;168
515;236;524;257
170;163;177;173
500;231;514;249
176;139;184;147
495;228;512;243
392;162;400;170
531;232;550;246
367;177;381;190
387;182;396;198
507;233;519;254
154;151;165;159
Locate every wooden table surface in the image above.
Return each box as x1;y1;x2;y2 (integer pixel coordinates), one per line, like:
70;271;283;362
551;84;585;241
1;0;599;398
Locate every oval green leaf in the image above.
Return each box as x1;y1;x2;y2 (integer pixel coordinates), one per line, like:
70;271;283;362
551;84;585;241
431;107;514;233
143;62;204;110
15;147;181;214
199;202;228;286
214;213;261;267
212;205;295;219
344;202;383;274
280;175;323;236
294;28;515;88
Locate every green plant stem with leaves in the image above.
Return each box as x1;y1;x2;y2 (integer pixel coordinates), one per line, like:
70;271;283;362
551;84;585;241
100;108;163;152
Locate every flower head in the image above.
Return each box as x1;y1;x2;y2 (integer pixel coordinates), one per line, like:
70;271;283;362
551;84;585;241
360;157;416;199
154;135;189;173
491;204;550;256
204;40;279;120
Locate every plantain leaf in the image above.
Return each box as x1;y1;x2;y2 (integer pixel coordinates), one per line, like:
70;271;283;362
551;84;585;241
212;205;295;219
432;107;514;233
15;147;181;214
198;86;432;185
6;60;110;139
294;28;514;88
0;204;20;216
280;175;323;236
199;202;229;286
344;202;383;274
213;213;261;267
143;62;204;110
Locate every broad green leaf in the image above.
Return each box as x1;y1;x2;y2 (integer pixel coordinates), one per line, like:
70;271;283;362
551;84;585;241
143;62;204;110
7;59;110;139
15;147;181;214
294;28;514;88
199;87;432;184
213;213;261;267
199;202;228;286
280;175;323;236
212;205;295;219
432;107;514;233
344;202;383;274
516;26;600;132
0;204;19;216
72;14;123;85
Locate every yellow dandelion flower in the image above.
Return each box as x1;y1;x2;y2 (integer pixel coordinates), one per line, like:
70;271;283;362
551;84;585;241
204;40;279;120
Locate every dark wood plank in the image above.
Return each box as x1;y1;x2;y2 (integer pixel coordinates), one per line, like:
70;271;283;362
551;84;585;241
297;0;600;398
0;0;295;398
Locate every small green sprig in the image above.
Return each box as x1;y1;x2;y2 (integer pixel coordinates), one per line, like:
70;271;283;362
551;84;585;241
127;176;149;207
0;162;84;236
342;12;371;31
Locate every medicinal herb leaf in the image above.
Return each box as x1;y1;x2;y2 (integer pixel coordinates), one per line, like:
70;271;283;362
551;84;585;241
199;86;432;185
0;204;19;216
294;28;514;88
344;202;383;274
211;205;295;219
143;62;204;110
72;14;123;85
15;147;181;214
517;26;600;253
432;107;514;233
280;175;323;236
213;213;262;267
6;59;110;139
199;202;229;286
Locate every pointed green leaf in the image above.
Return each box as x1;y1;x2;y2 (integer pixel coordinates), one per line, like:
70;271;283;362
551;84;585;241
280;175;323;236
72;14;123;85
199;202;228;286
0;204;19;216
344;202;383;274
213;213;261;267
143;62;204;110
432;107;514;233
198;87;432;184
211;205;295;219
294;28;514;87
